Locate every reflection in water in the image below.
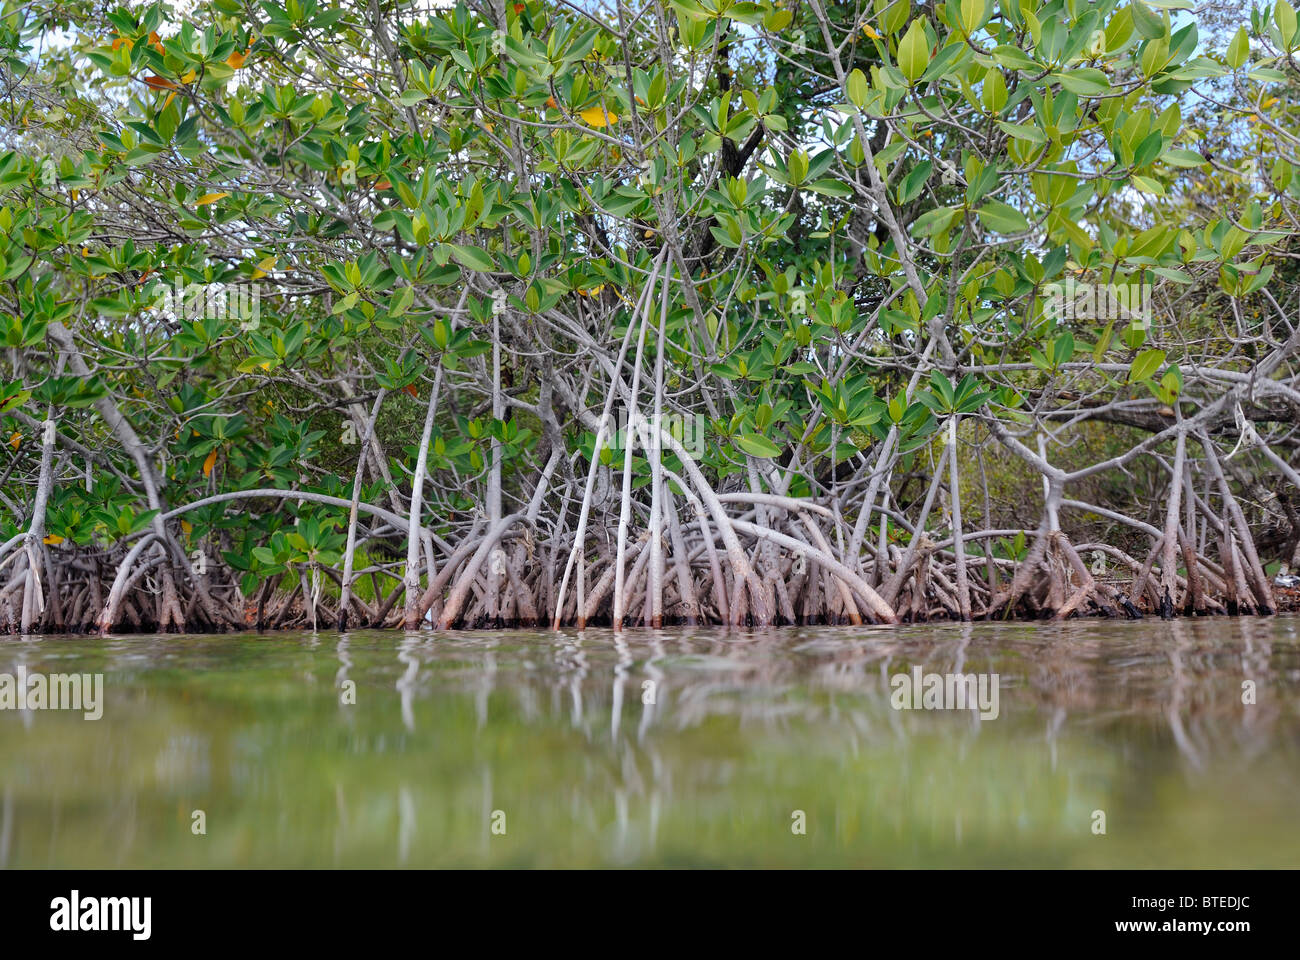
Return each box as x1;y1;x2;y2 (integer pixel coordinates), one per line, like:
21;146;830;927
335;635;351;706
0;786;11;867
398;785;414;866
1;617;1299;867
396;636;420;733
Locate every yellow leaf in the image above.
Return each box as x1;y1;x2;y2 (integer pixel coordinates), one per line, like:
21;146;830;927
863;24;881;39
42;534;64;545
226;48;249;69
579;106;618;127
163;91;176;110
251;254;277;279
181;69;197;84
195;192;229;206
202;449;218;477
7;431;19;449
181;520;193;535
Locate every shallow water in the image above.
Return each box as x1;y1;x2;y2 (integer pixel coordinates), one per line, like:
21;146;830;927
1;617;1299;867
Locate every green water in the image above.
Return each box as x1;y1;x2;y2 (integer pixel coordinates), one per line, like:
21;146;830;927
1;617;1298;867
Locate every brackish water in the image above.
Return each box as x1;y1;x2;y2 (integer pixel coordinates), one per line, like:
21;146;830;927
1;617;1299;868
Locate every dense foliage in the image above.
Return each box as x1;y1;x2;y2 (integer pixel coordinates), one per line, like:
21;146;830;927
1;0;1298;632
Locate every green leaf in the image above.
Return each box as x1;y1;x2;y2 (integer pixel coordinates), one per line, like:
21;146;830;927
389;285;414;317
1276;0;1298;47
1130;2;1166;40
846;68;869;108
1130;175;1164;195
897;161;932;204
976;200;1031;234
991;45;1039;71
1054;68;1110;96
898;19;931;83
1053;331;1075;365
1163;148;1206;167
956;390;995;413
982;68;1007;113
808;178;854;197
996;120;1047;144
787;148;810;185
958;0;985;33
447;244;495;272
1128;348;1167;383
1094;319;1115;363
1132;131;1166;169
929;370;956;408
1151;266;1193;284
1226;26;1249;68
735;433;782;458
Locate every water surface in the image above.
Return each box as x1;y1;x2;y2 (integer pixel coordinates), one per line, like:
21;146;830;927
2;617;1299;867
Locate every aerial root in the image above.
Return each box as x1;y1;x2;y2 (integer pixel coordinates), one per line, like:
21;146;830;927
5;486;1285;634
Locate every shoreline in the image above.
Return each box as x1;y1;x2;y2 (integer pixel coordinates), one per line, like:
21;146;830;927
11;590;1299;637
